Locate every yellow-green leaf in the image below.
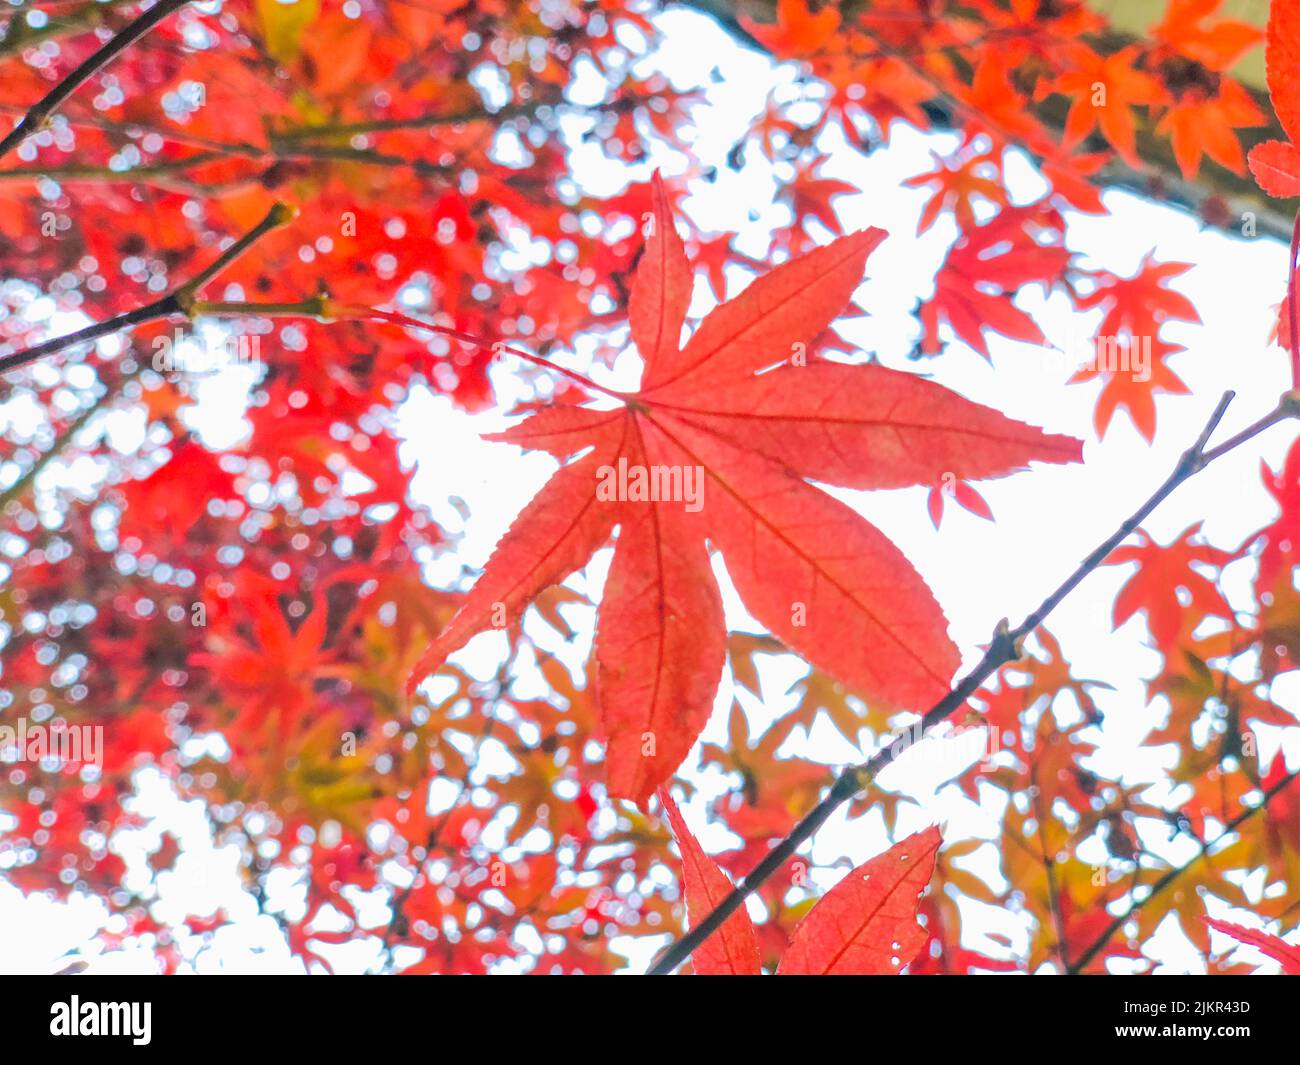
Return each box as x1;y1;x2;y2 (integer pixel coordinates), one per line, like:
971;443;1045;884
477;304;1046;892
256;0;320;62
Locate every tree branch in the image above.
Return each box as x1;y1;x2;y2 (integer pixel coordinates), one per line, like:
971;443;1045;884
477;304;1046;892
1067;768;1300;974
0;201;294;378
0;360;134;509
647;388;1300;975
1029;763;1071;971
0;0;192;162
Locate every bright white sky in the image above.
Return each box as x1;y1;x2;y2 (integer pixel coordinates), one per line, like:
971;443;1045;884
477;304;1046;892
1;8;1297;975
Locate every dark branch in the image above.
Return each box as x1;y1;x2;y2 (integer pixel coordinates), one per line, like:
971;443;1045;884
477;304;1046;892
648;388;1300;975
0;202;294;378
0;0;192;162
1067;769;1300;974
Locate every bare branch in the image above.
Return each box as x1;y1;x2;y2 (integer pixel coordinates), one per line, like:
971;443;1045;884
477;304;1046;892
1067;768;1300;974
0;0;193;161
0;202;295;378
647;388;1300;975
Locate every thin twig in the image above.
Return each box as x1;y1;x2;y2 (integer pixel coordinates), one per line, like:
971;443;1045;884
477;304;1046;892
647;388;1299;975
0;362;135;509
1067;769;1300;973
0;151;228;181
0;0;192;161
0;202;294;377
1029;763;1070;971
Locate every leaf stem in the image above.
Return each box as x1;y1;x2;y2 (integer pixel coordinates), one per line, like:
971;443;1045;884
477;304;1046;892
337;305;627;401
269;100;551;142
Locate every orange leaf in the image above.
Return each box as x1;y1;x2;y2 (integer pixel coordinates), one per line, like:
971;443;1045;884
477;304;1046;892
659;790;761;975
1248;139;1300;198
743;0;840;58
1265;0;1300;145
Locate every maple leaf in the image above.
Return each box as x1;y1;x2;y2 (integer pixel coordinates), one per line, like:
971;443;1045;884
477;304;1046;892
1105;523;1233;652
921;203;1071;359
904;148;1006;236
1204;916;1300;974
658;789;761;975
1069;253;1199;440
776;827;942;974
1077;254;1199;332
782;155;858;236
1056;47;1165;168
408;173;1084;803
1071;333;1192;442
660;796;942;975
1156;79;1264;180
1247;0;1300;197
743;0;840;58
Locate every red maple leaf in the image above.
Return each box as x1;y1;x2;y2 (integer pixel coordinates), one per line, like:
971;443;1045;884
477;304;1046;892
905;148;1006;235
1056;47;1166;168
1248;0;1300;197
1204;916;1300;974
658;790;762;975
407;173;1082;803
921;203;1071;359
660;791;942;975
743;0;840;58
1157;79;1265;180
1105;523;1233;652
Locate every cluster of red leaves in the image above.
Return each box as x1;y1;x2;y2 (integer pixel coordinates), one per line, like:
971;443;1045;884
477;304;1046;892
738;0;1277;441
